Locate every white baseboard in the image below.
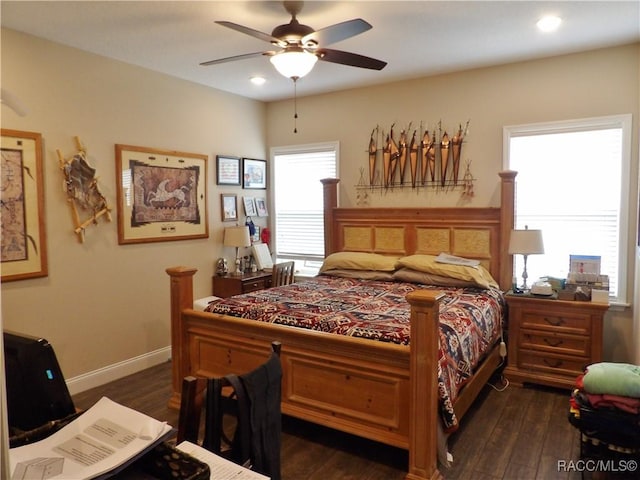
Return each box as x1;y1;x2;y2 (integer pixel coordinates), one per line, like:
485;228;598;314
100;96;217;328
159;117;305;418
66;346;171;395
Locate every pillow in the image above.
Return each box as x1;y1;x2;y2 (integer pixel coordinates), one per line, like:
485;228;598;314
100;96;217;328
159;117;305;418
393;268;478;288
397;254;498;289
320;252;399;273
321;269;395;281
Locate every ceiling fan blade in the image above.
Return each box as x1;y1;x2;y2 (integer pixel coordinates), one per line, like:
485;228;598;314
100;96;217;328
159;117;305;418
215;21;286;47
200;51;274;67
317;48;387;70
302;18;372;47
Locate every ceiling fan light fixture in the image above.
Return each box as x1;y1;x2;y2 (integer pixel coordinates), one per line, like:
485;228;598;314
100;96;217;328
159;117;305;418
270;49;318;79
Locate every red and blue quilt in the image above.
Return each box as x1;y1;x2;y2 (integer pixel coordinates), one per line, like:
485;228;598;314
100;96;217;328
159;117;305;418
206;274;505;431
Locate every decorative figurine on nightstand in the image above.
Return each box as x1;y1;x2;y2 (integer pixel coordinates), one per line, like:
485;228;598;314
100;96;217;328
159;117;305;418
215;258;228;276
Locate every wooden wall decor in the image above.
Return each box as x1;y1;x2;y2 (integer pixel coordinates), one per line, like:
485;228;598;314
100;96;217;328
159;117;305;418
56;137;111;243
361;120;473;195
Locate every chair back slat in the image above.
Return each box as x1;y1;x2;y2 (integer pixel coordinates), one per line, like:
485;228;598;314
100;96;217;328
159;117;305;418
271;262;295;287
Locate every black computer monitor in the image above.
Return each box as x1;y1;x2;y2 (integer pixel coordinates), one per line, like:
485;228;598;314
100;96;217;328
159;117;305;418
3;330;76;431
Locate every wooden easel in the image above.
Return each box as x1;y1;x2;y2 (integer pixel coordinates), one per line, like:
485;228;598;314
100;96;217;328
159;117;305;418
56;137;111;243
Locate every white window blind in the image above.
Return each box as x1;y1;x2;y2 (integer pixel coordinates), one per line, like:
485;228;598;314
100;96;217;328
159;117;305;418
272;144;338;262
505;115;632;302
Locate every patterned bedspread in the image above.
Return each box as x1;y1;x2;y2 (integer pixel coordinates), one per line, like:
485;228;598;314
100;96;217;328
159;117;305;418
206;274;505;431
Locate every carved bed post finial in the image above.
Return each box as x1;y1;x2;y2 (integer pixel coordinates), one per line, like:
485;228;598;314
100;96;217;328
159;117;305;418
166;266;198;409
321;178;340;256
405;290;445;480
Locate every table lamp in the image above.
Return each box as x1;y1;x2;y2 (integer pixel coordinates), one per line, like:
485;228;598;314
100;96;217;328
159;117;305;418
508;225;544;290
224;226;251;275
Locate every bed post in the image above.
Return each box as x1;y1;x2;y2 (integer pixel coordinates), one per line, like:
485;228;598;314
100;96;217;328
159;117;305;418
166;266;197;409
498;170;517;291
405;290;445;480
321;178;339;255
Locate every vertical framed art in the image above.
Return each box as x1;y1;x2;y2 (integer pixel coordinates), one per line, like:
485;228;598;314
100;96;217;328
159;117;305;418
221;194;238;222
216;155;241;186
242;158;267;189
243;197;257;217
1;129;48;281
115;144;208;244
255;197;268;217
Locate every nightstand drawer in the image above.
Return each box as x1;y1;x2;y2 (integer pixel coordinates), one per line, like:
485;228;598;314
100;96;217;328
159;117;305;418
504;295;607;389
520;329;590;357
212;271;273;298
521;311;591;335
243;278;271;293
518;350;590;378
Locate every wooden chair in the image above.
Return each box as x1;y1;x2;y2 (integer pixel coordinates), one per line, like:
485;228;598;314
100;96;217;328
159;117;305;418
271;261;295;287
177;341;283;480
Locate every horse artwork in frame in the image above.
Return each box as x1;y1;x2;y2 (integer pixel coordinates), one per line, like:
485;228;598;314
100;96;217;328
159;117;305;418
115;144;208;244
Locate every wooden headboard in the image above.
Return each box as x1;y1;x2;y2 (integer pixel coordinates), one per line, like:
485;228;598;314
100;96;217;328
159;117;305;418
322;171;516;290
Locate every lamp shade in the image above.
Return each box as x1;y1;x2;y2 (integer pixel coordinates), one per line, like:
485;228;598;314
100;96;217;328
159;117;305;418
224;226;251;248
270;49;318;79
508;227;545;255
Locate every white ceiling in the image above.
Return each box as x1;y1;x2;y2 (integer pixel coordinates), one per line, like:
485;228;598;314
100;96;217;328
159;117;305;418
2;1;639;102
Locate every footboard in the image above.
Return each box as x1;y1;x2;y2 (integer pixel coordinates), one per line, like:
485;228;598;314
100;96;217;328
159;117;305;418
167;267;444;480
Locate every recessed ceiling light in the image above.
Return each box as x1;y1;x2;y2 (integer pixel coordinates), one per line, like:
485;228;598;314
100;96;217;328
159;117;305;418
250;76;266;86
537;15;562;33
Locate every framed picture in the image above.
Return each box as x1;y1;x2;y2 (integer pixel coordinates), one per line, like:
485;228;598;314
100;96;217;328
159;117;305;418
243;158;267;189
243;196;257;217
115;144;208;244
1;129;48;281
255;197;268;217
216;155;241;185
251;225;261;244
221;194;238;222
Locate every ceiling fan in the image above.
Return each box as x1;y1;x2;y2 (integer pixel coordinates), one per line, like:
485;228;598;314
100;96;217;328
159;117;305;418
200;1;387;79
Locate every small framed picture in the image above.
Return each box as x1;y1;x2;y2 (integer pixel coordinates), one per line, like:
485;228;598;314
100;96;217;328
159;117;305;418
216;155;241;185
243;158;267;189
255;197;268;217
252;225;261;244
221;193;238;222
243;196;257;216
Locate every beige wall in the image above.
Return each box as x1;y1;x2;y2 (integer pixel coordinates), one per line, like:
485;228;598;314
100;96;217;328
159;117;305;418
1;28;638;390
1;29;267;381
266;44;640;363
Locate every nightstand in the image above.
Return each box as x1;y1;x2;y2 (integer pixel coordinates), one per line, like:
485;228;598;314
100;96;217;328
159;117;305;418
212;271;273;298
503;293;609;389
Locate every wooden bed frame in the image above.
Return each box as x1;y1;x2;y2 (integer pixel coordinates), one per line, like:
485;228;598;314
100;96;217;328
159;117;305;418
167;171;516;480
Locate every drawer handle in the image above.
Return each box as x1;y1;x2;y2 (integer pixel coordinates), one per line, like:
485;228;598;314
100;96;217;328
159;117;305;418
544;317;565;326
543;338;563;347
543;359;563;368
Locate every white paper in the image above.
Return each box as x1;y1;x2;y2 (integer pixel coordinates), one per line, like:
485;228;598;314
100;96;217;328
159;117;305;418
435;253;480;267
10;397;173;480
176;441;269;480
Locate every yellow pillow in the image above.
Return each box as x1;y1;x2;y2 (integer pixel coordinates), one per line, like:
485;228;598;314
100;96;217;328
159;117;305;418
320;252;400;273
397;254;498;289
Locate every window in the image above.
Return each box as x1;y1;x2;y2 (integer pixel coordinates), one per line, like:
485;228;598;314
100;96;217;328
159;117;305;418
271;142;338;274
504;114;632;303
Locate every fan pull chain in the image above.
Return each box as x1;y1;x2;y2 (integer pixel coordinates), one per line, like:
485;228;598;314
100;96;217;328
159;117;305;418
292;76;299;134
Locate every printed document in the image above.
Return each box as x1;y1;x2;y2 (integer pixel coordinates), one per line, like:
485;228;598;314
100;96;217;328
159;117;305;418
9;396;173;480
176;441;269;480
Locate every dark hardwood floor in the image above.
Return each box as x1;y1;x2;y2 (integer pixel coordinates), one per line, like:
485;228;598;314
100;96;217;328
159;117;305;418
72;361;589;480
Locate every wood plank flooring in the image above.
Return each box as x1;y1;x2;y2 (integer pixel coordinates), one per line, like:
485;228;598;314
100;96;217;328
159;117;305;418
72;361;593;479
